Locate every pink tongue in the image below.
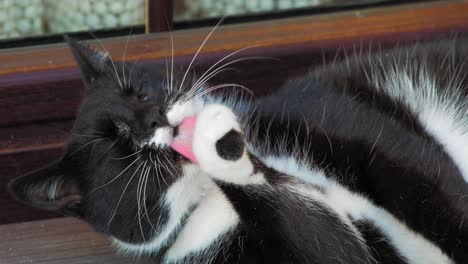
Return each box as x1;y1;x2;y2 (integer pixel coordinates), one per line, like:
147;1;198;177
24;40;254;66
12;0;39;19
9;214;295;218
170;117;197;164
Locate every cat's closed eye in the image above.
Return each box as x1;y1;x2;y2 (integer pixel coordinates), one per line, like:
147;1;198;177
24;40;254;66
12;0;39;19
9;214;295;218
91;115;131;141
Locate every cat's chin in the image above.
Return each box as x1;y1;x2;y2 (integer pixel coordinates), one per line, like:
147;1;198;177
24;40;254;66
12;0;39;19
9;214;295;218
145;126;174;149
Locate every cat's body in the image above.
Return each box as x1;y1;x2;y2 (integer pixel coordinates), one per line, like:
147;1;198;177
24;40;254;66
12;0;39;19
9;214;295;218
8;37;468;263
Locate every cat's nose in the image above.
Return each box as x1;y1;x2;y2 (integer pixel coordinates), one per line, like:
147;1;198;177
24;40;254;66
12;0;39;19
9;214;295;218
141;105;168;132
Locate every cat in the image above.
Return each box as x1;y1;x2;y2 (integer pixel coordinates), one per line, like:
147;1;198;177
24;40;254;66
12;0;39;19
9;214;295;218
8;35;468;264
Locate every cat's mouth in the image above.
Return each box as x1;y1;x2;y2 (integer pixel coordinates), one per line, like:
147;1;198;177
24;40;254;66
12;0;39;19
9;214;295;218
143;98;203;151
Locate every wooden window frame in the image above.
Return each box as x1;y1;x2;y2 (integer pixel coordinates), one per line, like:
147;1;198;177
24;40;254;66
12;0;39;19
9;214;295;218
1;1;468;224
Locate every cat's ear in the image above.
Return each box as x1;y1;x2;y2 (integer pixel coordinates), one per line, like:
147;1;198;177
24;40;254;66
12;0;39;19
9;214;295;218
65;36;110;87
8;160;83;217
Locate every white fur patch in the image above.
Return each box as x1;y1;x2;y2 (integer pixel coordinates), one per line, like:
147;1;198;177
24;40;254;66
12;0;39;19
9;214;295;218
167;99;205;126
165;188;239;262
194;104;266;185
261;155;454;264
419;108;468;182
112;163;240;263
324;184;453;264
149;126;173;148
113;101;252;260
371;66;468;182
112;164;215;255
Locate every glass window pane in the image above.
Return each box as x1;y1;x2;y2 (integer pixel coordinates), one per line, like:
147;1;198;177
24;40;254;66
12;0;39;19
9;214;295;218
0;0;145;40
174;0;394;22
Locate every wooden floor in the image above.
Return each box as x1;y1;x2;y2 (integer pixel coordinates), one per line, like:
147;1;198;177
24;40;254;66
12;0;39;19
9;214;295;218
0;218;152;264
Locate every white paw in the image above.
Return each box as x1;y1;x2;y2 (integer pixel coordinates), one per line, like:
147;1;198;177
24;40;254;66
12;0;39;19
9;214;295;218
167;98;204;126
193;104;265;185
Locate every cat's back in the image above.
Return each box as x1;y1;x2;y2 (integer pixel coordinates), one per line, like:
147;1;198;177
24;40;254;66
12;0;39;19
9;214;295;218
239;37;468;263
252;38;468;186
316;37;468;184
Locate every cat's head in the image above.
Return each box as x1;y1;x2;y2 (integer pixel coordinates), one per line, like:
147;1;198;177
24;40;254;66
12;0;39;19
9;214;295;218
8;38;206;245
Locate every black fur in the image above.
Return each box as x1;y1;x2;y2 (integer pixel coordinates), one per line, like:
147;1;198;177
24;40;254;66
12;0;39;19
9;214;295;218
236;39;468;262
354;221;406;264
9;38;182;244
8;37;468;263
216;130;244;160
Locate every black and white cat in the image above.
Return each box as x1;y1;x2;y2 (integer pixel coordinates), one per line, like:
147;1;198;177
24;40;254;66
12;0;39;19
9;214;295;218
9;36;468;263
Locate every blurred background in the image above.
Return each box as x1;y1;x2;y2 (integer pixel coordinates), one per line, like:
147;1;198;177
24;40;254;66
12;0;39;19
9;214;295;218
0;0;145;39
0;0;409;46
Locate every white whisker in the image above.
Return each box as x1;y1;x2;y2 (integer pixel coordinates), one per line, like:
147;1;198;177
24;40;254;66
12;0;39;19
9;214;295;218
111;150;143;160
165;56;170;95
91;156;142;192
191;84;252;101
178;18;224;94
149;152;160;190
128;55;142;90
187;46;256;94
105;160;145;229
122;27;133;88
70;138;107;156
155;155;169;187
169;29;175;94
182;67;234;102
142;164;156;231
136;163;150;241
184;56;271;102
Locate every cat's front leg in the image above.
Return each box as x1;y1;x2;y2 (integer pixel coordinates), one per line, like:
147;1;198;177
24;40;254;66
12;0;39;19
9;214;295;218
190;105;375;264
191;104;293;262
193;104;266;185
